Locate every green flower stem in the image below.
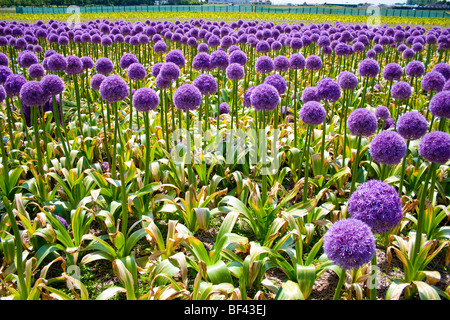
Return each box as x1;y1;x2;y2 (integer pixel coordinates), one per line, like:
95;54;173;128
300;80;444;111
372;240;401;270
333;267;347;300
350;135;362;195
51;95;70;168
118;155;128;242
261;110;267;204
398;140;410;197
303;125;312;203
370;253;377;300
143;111;151;186
293;69;298;148
186;110;195;189
32;107;45;178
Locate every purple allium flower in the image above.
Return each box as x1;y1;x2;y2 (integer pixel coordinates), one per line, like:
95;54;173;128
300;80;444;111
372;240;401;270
429;91;450;119
432;62;450;81
90;74;106;91
263;73;287;95
305;54;322;71
119;53;139;69
229;49;247;66
421;71;446;92
46;53;67;72
0;52;8;67
219;102;230;114
369;130;407;165
348;180;403;234
210;49;229;70
55;215;68;230
226;63;244;81
99;74;129;104
173;84;202;111
255;56;274;74
95;57;114;75
250;84;279;112
154;40;167;53
192;52;212;71
80;56;94;70
323;218;376;270
243;86;255;108
197;43;209;53
17;50;38;68
391;81;412;100
155;74;172;90
256;40;270;53
4;74;26;97
159;62;180;82
301;86;319;103
65;55;84;75
347;108;378;137
273;55;290;73
165;49;185;69
271;40;282;51
0;65;12;84
418;131;450;164
358;58;380;78
444;80;450;92
337;71;358;91
383;63;403;81
100;161;110;172
366;49;377;59
299;101;326;126
127;62;146;81
40;74;64;96
193;73;218;95
384;117;395;130
405;60;425;78
289;53;306;70
28;64;45;79
0;85;5;102
132;87;159;112
316;77;341;103
374;105;390;121
151;62;163;78
402;48;415;60
19;81;49;107
396;111;428;140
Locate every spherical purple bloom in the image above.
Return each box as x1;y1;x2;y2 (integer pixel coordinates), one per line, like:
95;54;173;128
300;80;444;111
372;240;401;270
119;53;139;69
197;43;209;53
323;218;376;270
421;71;446;92
226;63;244;81
210;49;229;70
358;58;380;78
337;71;358;91
159;62;180;82
0;53;8;67
4;74;26;97
402;48;415;60
405;60;425;78
0;85;5;102
370;130;407;165
219;102;230;114
19;81;49;107
391;81;412;100
95;57;114;75
243;86;255;108
40;74;64;96
192;52;211;71
173;84;202;111
229;50;247;66
263;73;287;95
28;64;45;79
165;49;185;68
151;62;163;78
418;131;450;164
0;65;12;84
154;40;167;53
46;53;67;72
132;87;159;112
429;91;450;119
90;74;106;91
396;111;428;140
256;40;270;53
432;62;450;81
384;117;395;130
99;74;129;104
289;53;306;70
316;77;341;103
127;62;146;81
305;54;322;71
17;50;38;68
348;180;403;234
299;101;326;126
366;49;377;59
193;73;218;95
274;55;289;73
255;56;274;74
383;63;403;81
155;74;172;90
374;105;390;121
347;108;378;137
66;55;84;75
301;86;319;103
250;83;280;112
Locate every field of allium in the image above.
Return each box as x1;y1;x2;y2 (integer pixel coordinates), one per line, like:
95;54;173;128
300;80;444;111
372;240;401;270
0;13;449;302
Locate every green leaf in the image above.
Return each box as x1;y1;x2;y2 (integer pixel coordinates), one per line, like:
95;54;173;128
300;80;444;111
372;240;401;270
275;280;305;300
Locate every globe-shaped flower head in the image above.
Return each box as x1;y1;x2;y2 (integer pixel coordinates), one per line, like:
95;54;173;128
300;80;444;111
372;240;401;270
95;57;114;75
405;60;425;78
418;131;450;164
391;81;412;100
46;53;67;72
429;91;450;119
119;53;139;69
210;49;229;70
165;49;185;69
299;101;326;126
127;62;146;81
192;52;211;72
250;84;280;112
255;56;274;74
358;58;380;78
65;55;84;75
90;74;106;91
99;74;129;104
229;50;247;66
4;74;27;97
0;66;12;84
289;53;306;70
422;71;446;92
347;108;378;137
337;71;358;91
173;84;202;112
274;55;290;73
301;86;320;103
17;50;38;69
19;81;49;107
316;77;341;103
396;111;428;141
432;62;450;81
323;218;376;270
40;74;65;97
193;74;218;96
383;62;403;81
159;62;180;82
374;105;390;121
263;73;287;95
132;87;159;112
226;63;244;81
305;54;322;71
348;180;403;234
219;102;230;114
369;130;407;165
